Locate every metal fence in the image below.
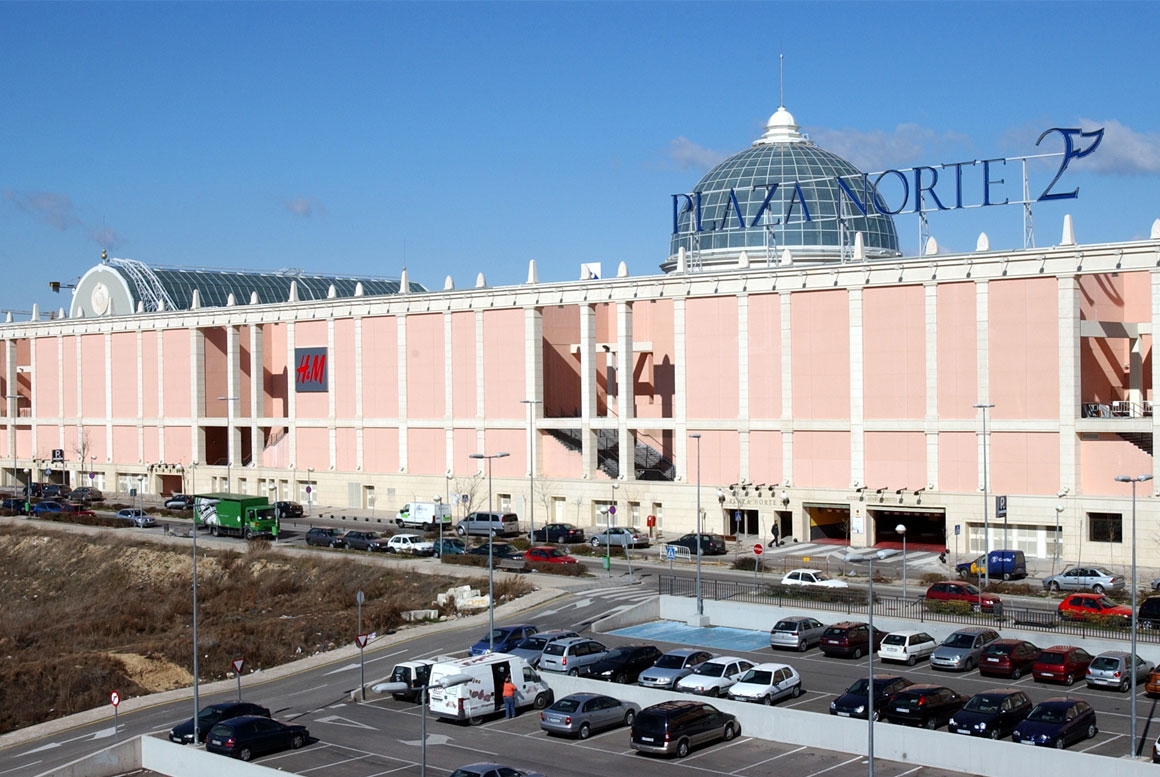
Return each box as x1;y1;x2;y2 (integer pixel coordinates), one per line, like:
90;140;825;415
657;573;1160;645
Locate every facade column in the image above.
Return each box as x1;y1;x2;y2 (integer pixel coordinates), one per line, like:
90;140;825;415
444;311;454;474
1058;276;1081;492
226;325;241;477
136;329;144;465
326;317;336;470
285;322;296;472
673;298;689;478
156;327;166;464
191;328;205;469
779;292;794;486
249;324;264;472
6;339;17;484
925;282;940;490
616;302;634;480
526;307;544;478
579;304;597;476
398;314;409;472
736;295;750;479
848;288;864;488
975;279;991;501
1151;272;1160;485
354;317;364;472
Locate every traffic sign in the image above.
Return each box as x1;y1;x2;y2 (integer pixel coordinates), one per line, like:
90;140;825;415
608;505;616;515
231;658;245;674
305;486;312;493
665;545;676;561
954;524;961;536
110;690;120;707
753;543;764;556
355;633;369;649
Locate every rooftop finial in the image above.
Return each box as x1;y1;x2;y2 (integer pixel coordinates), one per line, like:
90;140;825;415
779;52;784;108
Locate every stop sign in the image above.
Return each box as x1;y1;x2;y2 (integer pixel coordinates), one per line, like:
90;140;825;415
753;543;764;555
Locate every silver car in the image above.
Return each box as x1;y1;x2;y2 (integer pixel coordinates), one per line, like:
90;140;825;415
638;649;713;689
539;637;608;676
588;526;650;548
769;616;827;652
929;627;1000;672
1086;650;1154;691
1043;566;1125;594
508;629;580;668
538;692;639;739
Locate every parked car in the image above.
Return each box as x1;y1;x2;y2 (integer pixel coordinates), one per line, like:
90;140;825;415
1043;565;1125;594
456;511;521;537
727;662;803;705
819;621;886;659
1011;698;1097;748
829;675;913;720
164;494;194;510
466;542;524;562
70;486;104;502
638;648;713;690
469;623;539;656
1032;645;1094;685
304;527;346;548
781;569;849;589
21;482;46;498
930;627;1000;672
589;526;650;548
582;643;663;684
42;484;71;499
769;616;827;652
169;701;272;744
204;715;309;760
978;639;1041;679
629;700;739;758
676;655;754;697
924;581;1001;613
30;500;64;515
1;496;27;513
538;692;639;739
948;688;1033;740
386;533;436;555
531;523;585;543
115;508;157;527
955;549;1027;580
1057;592;1132;624
539;637;608;676
878;630;938;666
433;537;467;556
342;530;390;552
1146;666;1160;696
274;500;304;519
60;503;96;517
522;546;577;565
1086;650;1153;691
669;533;728;555
1139;595;1160;629
508;629;580;668
449;765;543;777
882;684;967;729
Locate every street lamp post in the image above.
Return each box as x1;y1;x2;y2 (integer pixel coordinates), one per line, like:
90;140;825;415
190;458;201;744
469;451;509;651
844;551;879;777
307;467;315;515
896;524;908;601
1115;472;1152;759
973;402;995;605
372;673;472;777
690;433;703;616
434;494;443;564
521;399;541;544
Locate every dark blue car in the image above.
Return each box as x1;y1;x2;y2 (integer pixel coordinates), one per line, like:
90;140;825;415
469;623;538;655
948;688;1033;739
31;500;64;515
205;715;309;761
1011;697;1097;748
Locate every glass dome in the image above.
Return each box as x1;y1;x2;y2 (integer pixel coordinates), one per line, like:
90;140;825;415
665;106;900;271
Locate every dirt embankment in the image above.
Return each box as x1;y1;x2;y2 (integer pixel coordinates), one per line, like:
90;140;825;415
0;525;528;735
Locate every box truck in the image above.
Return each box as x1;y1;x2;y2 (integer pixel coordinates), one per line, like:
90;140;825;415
396;501;452;530
427;653;553;724
194;493;279;540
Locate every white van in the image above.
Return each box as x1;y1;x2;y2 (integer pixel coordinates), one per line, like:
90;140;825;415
427;653;553;724
396;502;453;530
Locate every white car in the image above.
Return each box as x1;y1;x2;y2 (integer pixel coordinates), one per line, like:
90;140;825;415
675;655;754;697
386;533;435;556
878;630;938;666
727;662;804;705
781;569;849;589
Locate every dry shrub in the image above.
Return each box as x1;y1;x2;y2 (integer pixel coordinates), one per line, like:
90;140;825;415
524;561;586;577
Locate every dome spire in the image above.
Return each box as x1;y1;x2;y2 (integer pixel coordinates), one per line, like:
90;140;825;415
755;105;806;145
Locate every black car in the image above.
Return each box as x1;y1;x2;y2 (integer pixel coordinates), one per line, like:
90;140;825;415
42;484;71;499
1011;697;1098;748
1;496;28;514
341;530;390;552
883;684;967;729
532;523;586;543
829;675;913;720
305;527;346;548
22;482;46;498
630;700;740;758
205;715;309;760
583;644;664;684
70;486;104;503
948;688;1033;739
169;702;271;744
466;542;524;561
275;501;304;519
669;533;728;555
165;494;194;510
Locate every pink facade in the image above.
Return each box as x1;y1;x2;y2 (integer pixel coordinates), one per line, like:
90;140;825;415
935;282;977;420
863;285;925;420
791;290;850;420
989;278;1059;419
747;294;781;421
686;297;739;421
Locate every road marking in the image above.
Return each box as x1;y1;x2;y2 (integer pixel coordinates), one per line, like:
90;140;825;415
894;767;924;777
287;683;329;697
368;649;409;664
0;762;40;776
324;662;361;676
21;726;118;754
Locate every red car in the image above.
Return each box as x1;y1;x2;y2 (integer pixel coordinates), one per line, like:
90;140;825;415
1057;593;1132;624
523;546;577;565
978;639;1041;679
60;503;97;518
924;581;1002;613
1033;645;1094;685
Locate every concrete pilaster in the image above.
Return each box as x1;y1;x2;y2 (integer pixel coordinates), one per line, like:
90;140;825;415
925;283;939;490
398;315;408;472
849;288;864;488
616;302;634;480
1059;277;1081;492
673;298;689;478
975;280;991;495
780;292;793;486
737;295;749;479
579;304;597;476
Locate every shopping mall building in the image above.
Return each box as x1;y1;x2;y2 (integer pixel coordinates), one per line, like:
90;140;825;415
3;106;1157;566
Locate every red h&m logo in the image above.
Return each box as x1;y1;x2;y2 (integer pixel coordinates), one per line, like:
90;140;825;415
294;347;328;393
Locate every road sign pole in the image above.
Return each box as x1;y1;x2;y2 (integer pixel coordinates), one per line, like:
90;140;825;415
110;691;120;743
232;658;244;700
753;543;764;584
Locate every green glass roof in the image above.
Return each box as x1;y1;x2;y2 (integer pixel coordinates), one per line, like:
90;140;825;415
149;267;424;310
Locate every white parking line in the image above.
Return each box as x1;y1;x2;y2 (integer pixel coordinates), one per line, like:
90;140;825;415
0;762;41;776
1078;733;1118;753
892;767;924;777
803;755;863;777
680;736;752;763
731;744;806;772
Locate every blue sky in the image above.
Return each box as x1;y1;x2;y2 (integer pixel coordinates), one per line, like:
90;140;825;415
2;1;1158;316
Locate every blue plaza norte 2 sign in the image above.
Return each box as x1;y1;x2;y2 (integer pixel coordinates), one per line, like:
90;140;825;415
671;127;1105;235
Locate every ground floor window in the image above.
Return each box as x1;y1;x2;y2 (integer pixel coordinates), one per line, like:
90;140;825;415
965;523;1055;559
1087;512;1123;543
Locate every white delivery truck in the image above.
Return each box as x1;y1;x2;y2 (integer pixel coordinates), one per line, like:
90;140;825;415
396;501;453;530
427;653;553;724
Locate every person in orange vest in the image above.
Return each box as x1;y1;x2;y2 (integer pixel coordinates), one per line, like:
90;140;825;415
502;674;518;718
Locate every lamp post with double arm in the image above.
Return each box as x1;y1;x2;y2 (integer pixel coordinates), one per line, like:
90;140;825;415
470;451;509;651
1115;473;1152;759
373;673;472;777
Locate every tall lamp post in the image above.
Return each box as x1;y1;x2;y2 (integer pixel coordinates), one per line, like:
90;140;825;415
973;402;995;604
844;552;880;777
433;494;443;564
896;524;908;601
1115;472;1152;758
190;459;201;744
469;451;509;651
690;433;703;616
306;467;315;516
217;395;239;491
372;672;472;777
521;399;541;543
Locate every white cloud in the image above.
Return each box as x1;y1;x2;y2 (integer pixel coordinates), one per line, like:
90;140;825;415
1074;118;1160;176
285;196;325;218
808;124;973;172
668;136;729;170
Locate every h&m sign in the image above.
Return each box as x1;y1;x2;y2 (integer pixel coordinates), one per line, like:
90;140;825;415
294;347;328;393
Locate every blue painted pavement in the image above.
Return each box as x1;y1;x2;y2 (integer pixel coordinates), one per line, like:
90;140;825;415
609;620;769;652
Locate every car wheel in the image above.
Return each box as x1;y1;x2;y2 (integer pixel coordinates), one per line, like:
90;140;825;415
590;537;601;547
871;710;881;722
568;668;580;677
798;641;808;652
989;729;1000;740
1065;672;1075;685
1011;667;1022;679
239;748;253;762
290;734;305;749
763;694;773;706
614;673;628;684
907;654;917;666
244;528;254;540
676;739;691;758
456;526;466;536
791;684;803;698
1120;679;1131;692
1093;583;1106;594
707;687;719;697
964;658;975;671
578;722;591;739
210;525;219;537
623;709;636;726
1003;572;1012;581
1087;723;1097;739
1048;581;1061;593
723;722;738;741
924;717;938;730
468;714;484;726
852;647;863;659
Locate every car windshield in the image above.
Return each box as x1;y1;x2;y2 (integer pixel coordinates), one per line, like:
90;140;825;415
1090;656;1120;670
518;636;549;650
655;654;689;669
739;669;773;685
1094;597;1117;608
943;633;978;648
1027;706;1066;724
812;572;833;581
844;679;870;696
198;706;225;721
963;695;1002;713
551;698;581;713
773;621;801;632
693;663;727;677
605;647;634;659
960;584;981;595
364;532;379;539
981;643;1010;655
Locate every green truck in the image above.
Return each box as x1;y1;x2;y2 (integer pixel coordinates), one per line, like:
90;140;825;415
194;493;279;540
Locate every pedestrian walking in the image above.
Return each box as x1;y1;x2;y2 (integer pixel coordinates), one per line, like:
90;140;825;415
769;522;780;548
502;675;517;718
